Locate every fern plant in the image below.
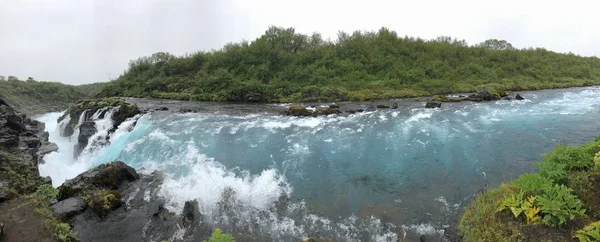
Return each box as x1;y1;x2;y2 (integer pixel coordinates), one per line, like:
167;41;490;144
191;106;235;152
537;184;586;227
576;221;600;242
512;173;553;193
538;161;567;183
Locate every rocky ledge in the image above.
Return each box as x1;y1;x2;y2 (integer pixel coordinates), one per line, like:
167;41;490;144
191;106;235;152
0;97;57;201
52;161;214;241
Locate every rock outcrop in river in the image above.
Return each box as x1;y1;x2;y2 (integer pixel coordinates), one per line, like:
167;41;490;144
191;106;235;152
57;98;141;158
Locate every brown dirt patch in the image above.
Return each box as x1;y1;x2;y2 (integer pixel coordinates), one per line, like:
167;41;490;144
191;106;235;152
520;224;577;242
0;198;54;242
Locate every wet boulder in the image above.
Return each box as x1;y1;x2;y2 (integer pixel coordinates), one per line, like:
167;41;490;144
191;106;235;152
51;197;86;220
182;200;201;227
285;106;313;117
74;121;97;158
58;161;139;200
475;88;494;101
515;93;525;100
425;101;442;108
329;104;340;109
391;102;399;109
376;104;390;109
314;108;341;116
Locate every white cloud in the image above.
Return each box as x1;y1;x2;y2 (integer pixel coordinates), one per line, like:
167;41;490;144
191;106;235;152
0;0;598;84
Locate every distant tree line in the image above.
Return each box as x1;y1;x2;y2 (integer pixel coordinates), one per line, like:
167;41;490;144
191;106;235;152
0;76;105;114
97;26;600;102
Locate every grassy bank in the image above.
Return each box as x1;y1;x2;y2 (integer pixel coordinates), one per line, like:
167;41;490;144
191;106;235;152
459;136;600;241
98;26;600;103
0;79;104;115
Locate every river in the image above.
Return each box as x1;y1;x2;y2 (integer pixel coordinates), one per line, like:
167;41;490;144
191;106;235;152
34;87;600;241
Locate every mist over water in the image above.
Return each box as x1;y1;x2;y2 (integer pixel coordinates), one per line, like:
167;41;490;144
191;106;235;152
35;87;600;241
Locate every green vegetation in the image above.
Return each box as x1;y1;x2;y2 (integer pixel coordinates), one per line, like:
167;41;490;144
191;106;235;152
577;221;600;242
98;26;600;103
83;189;122;217
459;137;600;241
204;228;235;242
0;76;104;115
28;184;76;242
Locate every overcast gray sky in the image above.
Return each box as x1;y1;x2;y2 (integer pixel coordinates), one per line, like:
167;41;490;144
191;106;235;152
1;0;599;85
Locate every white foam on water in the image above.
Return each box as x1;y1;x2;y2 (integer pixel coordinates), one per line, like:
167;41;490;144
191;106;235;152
36;112;90;186
36;108;144;186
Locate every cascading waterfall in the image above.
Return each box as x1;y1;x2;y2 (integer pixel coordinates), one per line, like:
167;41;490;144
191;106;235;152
35;87;600;241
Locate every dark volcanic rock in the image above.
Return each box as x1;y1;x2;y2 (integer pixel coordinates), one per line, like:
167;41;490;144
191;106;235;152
425;101;442;108
314;108;341;116
0;97;55;194
179;108;195;113
329;104;340;109
74;121;97;158
285;106;313;117
182;200;201;227
376;104;390;109
68;171;213;242
515;93;525;100
391;102;399;109
51;197;86;220
156;107;169;111
475;87;494;101
58;98;140;138
58;161;139;200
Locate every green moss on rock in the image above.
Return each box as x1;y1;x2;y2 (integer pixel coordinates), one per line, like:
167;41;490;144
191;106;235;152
84;189;122;217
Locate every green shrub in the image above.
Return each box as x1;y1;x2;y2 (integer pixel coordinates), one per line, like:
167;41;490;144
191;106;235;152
538;161;567;183
205;228;235;242
537;184;586;227
576;221;600;242
544;145;595;170
36;184;59;199
511;173;553;193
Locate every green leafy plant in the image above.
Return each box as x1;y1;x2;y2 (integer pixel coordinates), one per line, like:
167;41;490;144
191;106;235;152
497;192;541;224
512;173;553;193
204;228;235;242
537;184;586;227
576;221;600;242
35;184;59;199
543;145;595;170
497;192;524;217
538;161;567;183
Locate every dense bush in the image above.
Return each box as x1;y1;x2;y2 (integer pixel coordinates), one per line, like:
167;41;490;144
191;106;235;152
97;26;600;102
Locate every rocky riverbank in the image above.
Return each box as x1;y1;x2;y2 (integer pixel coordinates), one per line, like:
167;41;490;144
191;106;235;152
0;97;59;241
0;97;158;242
